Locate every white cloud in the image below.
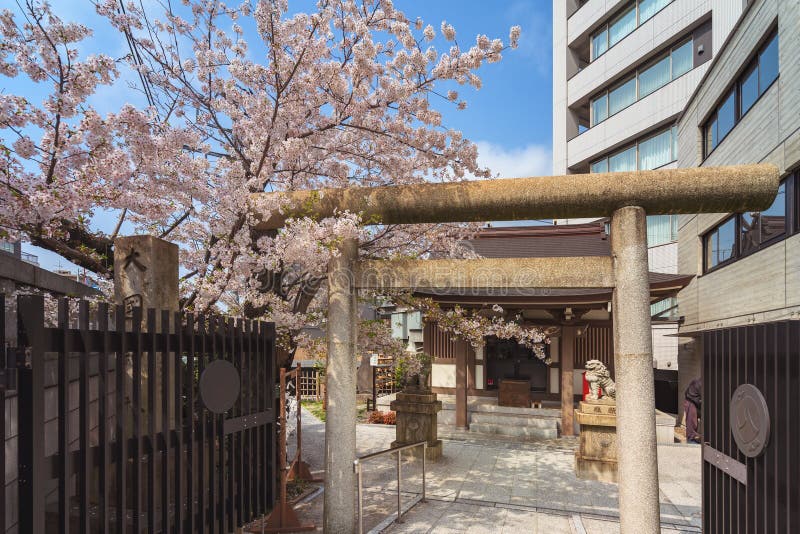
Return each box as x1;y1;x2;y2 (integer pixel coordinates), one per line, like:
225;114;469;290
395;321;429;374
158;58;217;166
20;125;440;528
474;141;552;179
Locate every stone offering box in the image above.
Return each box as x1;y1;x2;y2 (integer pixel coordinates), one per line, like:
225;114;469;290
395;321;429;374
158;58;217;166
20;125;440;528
575;400;618;483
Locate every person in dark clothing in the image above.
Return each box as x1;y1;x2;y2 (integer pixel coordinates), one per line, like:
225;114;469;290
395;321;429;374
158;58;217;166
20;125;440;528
684;377;702;444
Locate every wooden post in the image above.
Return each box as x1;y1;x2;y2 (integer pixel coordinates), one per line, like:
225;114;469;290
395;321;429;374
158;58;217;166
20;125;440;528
455;342;468;430
257;368;314;532
466;345;475;390
561;326;576;436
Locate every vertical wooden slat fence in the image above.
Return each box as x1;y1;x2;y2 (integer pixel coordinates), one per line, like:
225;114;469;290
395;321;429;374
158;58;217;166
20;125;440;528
1;294;277;534
703;320;800;534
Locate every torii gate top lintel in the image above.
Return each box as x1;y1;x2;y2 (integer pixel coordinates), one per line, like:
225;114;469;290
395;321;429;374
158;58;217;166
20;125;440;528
252;164;779;230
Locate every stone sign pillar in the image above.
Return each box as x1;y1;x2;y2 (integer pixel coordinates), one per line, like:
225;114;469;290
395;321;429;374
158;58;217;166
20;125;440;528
391;389;443;461
114;235;179;430
611;207;660;534
114;235;179;313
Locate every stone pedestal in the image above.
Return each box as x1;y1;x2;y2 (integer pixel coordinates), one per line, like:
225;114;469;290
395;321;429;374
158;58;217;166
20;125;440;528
390;390;443;461
575;400;618;483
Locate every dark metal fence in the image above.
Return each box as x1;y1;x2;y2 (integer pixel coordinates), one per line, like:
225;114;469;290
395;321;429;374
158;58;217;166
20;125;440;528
1;294;277;533
703;320;800;533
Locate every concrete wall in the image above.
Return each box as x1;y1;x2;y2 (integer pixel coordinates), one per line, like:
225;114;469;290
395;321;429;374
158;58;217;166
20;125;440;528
432;362;456;388
652;322;679;369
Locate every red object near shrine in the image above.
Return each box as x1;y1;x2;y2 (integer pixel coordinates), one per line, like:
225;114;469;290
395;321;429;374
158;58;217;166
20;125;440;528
582;371;590;400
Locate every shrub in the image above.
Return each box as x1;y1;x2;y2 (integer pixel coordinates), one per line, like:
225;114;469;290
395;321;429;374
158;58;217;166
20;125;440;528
367;410;397;425
367;410;385;424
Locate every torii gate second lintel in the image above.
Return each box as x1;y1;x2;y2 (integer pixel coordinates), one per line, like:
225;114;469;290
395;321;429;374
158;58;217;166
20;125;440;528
256;164;780;534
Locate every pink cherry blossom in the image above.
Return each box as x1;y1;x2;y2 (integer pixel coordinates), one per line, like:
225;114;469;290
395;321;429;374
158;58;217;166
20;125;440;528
0;0;521;364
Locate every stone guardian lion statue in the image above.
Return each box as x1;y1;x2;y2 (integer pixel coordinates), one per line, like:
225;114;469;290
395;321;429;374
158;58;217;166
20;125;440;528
585;359;616;401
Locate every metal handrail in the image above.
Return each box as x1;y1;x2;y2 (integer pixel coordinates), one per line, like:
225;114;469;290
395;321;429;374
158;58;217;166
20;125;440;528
353;440;428;534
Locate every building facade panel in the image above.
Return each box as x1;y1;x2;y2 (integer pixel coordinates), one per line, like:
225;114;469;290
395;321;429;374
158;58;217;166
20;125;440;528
567;0;630;46
567;0;711;108
677;0;779;158
784;233;800;308
648;241;678;273
696;243;786;325
567;66;706;169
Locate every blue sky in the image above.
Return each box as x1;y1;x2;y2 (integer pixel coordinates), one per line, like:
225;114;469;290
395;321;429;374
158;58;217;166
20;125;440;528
9;0;554;271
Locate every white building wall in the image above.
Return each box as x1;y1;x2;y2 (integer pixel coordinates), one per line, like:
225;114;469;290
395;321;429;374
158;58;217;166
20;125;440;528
648;241;678;273
566;65;708;168
651;323;679;369
567;0;712;107
553;0;746;374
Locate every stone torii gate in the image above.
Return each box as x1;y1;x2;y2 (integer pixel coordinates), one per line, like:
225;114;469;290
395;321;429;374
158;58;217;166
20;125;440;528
252;164;778;534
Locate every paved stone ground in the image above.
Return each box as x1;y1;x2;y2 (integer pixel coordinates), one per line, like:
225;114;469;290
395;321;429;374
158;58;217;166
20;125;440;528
288;409;701;533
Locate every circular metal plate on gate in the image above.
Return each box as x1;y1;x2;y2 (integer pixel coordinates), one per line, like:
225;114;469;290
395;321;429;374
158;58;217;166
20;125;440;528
730;383;770;458
199;360;241;414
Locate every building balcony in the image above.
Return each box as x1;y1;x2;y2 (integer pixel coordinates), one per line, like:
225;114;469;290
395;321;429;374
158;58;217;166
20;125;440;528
568;0;711;108
566;64;708;170
567;0;629;48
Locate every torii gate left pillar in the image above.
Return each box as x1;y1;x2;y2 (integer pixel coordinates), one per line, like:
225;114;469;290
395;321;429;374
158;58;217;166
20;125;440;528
323;238;359;533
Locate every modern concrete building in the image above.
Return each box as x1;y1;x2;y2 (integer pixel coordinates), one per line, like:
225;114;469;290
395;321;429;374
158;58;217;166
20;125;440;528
675;0;799;421
552;0;749;369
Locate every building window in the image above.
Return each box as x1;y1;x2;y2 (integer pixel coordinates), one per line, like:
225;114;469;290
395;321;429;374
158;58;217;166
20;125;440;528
638;55;670;98
705;216;736;270
740;181;786;254
589;124;677;173
0;241;14;254
609;5;637;48
608;145;636;172
591;93;608;125
608;77;636;116
740;61;759;115
590;0;673;61
638;128;673;169
590;37;693;127
590;159;608;173
648;214;679;247
651;296;678;320
703;29;778;157
703;175;794;272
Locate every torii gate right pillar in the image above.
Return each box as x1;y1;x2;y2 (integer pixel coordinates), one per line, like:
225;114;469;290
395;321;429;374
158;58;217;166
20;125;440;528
611;206;660;534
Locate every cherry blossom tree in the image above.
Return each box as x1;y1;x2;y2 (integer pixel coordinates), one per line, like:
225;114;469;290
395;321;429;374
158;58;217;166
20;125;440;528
0;0;536;363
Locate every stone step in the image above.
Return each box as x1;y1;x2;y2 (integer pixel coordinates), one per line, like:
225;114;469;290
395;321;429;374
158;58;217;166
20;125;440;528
468;422;558;440
469;412;558;428
440;401;560;419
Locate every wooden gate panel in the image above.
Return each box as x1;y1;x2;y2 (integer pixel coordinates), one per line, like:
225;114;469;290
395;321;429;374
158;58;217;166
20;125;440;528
4;294;277;534
703;321;800;534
